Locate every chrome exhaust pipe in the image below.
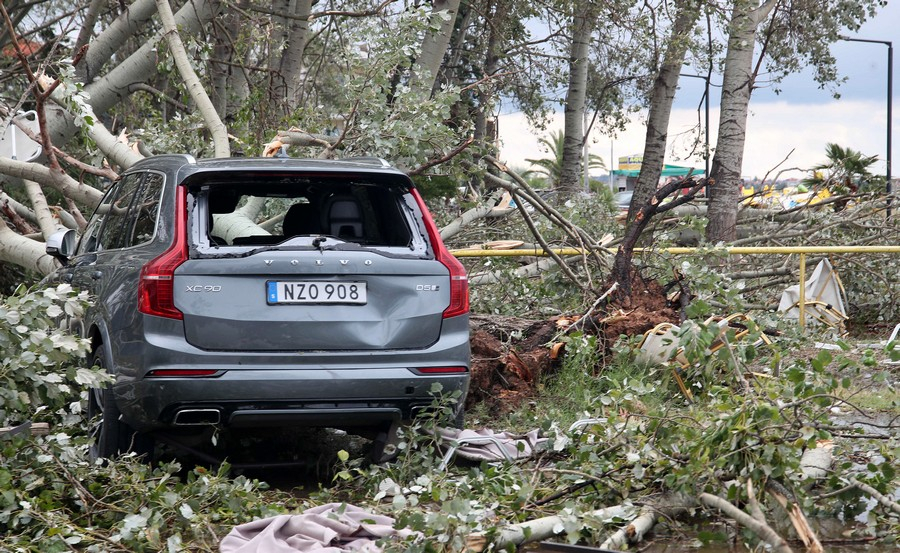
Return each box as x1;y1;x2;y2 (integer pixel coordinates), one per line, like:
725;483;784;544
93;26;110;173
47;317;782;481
173;409;221;426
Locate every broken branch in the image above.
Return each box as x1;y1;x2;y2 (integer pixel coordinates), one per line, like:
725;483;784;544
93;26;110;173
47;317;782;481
699;492;793;553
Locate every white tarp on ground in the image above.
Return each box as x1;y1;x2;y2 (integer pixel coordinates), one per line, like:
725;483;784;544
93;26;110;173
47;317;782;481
436;428;547;463
219;503;416;553
778;259;847;328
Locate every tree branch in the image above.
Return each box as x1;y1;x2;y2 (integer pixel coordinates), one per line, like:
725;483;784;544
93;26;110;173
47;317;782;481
245;0;398;21
848;477;900;515
408;136;474;176
155;0;229;157
699;492;793;553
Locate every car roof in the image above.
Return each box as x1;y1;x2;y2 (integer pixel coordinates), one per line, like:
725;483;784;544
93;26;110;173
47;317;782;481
123;155;412;185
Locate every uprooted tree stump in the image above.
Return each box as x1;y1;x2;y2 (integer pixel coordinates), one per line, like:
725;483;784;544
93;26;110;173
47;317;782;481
598;273;680;347
460;170;711;410
595;177;707;346
467;315;561;415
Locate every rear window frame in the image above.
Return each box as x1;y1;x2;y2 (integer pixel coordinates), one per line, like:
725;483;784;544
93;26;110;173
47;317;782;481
184;172;432;259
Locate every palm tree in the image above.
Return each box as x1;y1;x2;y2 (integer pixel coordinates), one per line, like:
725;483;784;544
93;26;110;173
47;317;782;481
802;143;882;194
524;130;605;189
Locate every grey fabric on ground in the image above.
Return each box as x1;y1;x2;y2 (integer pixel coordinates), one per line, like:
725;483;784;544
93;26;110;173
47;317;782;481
437;427;547;462
219;503;415;553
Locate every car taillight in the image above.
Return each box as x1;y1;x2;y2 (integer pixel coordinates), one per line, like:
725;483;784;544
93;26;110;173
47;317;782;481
410;189;469;318
138;186;188;320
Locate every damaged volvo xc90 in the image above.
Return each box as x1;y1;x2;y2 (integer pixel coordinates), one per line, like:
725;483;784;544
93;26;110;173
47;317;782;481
45;155;470;462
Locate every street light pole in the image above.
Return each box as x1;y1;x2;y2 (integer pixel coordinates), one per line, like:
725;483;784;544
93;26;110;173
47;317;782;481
840;37;893;209
679;73;711;176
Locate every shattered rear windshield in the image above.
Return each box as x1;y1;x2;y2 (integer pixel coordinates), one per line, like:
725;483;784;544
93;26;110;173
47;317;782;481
195;178;415;249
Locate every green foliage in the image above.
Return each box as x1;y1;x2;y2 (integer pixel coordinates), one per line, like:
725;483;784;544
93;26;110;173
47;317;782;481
801;143;883;193
0;439;286;552
0;285;106;428
0;285;289;551
53;60;96;130
412;174;460;200
762;0;886;95
524;130;606;188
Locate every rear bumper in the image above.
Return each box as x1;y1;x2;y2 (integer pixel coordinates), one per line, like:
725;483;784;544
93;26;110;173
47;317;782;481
118;367;468;430
109;315;470;431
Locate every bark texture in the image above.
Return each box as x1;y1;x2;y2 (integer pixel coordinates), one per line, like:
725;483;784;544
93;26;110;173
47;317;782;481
80;0;158;83
277;0;315;105
558;2;595;195
705;0;777;243
627;0;702;223
412;0;462;95
0;219;58;274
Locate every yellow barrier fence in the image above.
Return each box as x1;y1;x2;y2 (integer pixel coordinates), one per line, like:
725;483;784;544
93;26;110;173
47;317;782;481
449;245;900;329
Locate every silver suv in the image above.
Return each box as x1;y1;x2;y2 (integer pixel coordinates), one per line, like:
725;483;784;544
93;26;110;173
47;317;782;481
46;155;470;461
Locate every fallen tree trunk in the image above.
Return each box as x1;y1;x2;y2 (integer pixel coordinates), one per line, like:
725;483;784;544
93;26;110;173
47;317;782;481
599;493;694;550
465;505;631;552
599;506;656;550
440;190;504;241
699;492;794;553
469;258;558;286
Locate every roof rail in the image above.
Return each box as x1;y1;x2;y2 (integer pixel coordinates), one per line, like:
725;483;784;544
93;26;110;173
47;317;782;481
343;156;392;168
145;154;197;164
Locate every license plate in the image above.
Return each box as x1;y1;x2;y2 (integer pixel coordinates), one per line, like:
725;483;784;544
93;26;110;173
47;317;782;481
267;281;367;304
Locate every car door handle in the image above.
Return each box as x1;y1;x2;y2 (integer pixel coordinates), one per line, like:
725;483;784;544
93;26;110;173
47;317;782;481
91;271;103;280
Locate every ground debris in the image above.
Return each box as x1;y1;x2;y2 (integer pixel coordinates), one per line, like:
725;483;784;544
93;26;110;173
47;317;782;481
466;278;682;414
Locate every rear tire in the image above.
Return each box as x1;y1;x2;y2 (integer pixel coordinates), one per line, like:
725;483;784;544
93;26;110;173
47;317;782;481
87;348;153;462
452;405;465;430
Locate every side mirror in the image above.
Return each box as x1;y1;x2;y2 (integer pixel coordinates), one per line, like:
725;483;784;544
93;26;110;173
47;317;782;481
46;229;77;265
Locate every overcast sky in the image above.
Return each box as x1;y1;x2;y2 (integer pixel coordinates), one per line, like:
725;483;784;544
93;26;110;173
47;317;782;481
497;3;899;181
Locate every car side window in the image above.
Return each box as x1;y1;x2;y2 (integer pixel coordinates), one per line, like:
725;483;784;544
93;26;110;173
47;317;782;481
77;182;120;255
96;173;144;251
124;173;164;248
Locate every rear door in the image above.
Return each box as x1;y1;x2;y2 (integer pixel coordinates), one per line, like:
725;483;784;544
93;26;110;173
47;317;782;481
174;176;450;352
68;173;163;321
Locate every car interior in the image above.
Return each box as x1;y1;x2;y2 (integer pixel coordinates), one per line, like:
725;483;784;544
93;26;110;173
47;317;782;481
201;179;414;248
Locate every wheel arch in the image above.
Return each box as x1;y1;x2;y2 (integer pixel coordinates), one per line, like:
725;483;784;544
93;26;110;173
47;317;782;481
87;322;113;371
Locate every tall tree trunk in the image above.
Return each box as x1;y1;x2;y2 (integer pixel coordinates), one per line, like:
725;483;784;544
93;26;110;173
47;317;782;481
627;0;702;224
558;2;595;196
469;0;507;196
79;0;158;83
412;0;462;95
705;0;777;243
278;0;315;106
156;0;230;157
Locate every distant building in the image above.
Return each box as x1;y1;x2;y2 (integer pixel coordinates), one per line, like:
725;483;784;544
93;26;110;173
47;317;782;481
609;155;705;192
